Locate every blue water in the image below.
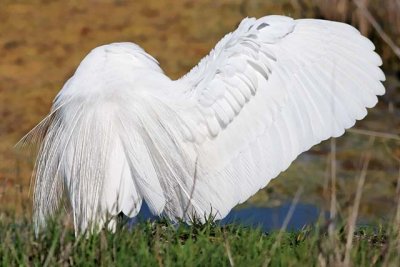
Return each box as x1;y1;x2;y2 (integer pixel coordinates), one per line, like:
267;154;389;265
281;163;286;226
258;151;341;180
221;203;325;231
131;202;325;231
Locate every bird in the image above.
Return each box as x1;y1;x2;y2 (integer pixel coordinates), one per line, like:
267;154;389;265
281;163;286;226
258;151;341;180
20;15;385;235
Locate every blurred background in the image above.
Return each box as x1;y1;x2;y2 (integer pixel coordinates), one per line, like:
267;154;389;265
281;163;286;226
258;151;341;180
1;0;399;227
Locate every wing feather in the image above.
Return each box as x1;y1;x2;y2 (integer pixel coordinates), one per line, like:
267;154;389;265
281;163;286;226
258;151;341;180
168;15;385;220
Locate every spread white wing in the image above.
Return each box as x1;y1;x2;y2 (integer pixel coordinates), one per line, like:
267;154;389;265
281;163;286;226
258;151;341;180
168;15;385;220
25;15;385;233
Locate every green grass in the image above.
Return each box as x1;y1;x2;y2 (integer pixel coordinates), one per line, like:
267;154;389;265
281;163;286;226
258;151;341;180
1;216;399;267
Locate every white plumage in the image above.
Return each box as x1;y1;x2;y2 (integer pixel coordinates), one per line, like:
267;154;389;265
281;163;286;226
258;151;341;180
21;15;385;234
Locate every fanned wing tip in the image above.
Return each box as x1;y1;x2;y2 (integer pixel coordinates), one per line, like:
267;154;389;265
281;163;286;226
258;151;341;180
169;15;386;222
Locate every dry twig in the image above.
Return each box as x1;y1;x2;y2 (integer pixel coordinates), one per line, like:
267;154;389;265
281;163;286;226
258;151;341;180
353;0;400;60
343;136;375;267
263;186;303;267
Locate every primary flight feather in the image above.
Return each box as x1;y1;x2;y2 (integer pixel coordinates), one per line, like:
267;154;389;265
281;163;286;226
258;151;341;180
21;15;385;234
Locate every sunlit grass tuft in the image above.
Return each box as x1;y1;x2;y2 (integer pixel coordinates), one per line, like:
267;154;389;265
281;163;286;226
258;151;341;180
0;213;399;266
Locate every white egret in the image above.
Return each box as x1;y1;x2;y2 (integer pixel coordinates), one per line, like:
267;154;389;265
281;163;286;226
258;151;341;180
21;15;385;234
